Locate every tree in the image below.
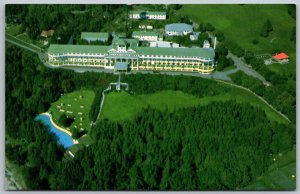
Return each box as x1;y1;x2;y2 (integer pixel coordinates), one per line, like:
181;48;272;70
215;31;225;42
61;79;75;93
265;20;273;32
216;56;234;71
260;19;273;37
287;4;296;20
205;23;215;31
169;4;182;10
290;26;296;43
71;128;80;139
215;43;228;59
260;24;269;37
58;113;74;127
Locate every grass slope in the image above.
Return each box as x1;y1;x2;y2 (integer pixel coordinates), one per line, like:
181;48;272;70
48;89;95;133
245;148;296;190
178;4;296;75
101;89;287;124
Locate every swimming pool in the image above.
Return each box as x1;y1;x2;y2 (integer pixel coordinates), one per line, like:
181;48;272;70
35;114;74;149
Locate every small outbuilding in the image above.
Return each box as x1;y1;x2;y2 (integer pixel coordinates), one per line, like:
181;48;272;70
132;31;159;42
272;52;289;63
165;23;193;36
190;32;200;41
41;29;55;38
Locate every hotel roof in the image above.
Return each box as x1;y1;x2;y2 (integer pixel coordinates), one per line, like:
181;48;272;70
165;23;193;34
48;41;215;59
48;44;110;54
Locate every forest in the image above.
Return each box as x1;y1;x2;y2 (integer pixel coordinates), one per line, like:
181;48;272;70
5;43;295;190
229;70;296;123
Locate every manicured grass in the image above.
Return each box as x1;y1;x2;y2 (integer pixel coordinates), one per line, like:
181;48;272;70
48;90;95;134
101;88;288;124
266;55;296;75
245;148;296;190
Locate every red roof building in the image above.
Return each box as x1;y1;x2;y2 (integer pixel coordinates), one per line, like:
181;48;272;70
41;29;55;38
273;52;289;60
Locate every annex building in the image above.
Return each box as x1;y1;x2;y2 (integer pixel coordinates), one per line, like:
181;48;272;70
129;11;167;20
132;31;162;42
81;32;109;43
47;37;215;73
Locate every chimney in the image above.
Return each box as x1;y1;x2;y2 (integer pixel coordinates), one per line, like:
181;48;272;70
214;37;217;49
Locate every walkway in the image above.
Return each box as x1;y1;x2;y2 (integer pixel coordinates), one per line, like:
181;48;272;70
91;73;129;125
215;79;290;123
227;52;268;84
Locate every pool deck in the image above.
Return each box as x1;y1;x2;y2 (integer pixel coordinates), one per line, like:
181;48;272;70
41;112;78;144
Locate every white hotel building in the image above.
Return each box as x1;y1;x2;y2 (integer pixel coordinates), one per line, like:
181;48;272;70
132;31;163;42
47;37;215;73
129;11;167;20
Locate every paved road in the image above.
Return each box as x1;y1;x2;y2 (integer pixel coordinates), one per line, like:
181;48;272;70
227;52;269;84
6;34;41;54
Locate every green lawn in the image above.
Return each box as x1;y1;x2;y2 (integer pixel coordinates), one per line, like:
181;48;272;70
245;148;296;190
178;5;295;53
177;5;296;76
48;89;95;134
101;88;288;124
216;65;237;72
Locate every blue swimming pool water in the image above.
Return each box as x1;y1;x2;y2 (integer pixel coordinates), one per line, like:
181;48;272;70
35;114;74;149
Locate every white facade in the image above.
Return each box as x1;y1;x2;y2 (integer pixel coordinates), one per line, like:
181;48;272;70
139;25;153;30
203;40;210;48
129;11;166;20
133;34;158;42
147;14;166;20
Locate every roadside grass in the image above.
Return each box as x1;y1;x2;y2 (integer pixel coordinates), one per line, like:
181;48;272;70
6;24;22;36
6;34;40;53
48;89;95;134
17;33;45;48
245;148;296;190
101;88;288;124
